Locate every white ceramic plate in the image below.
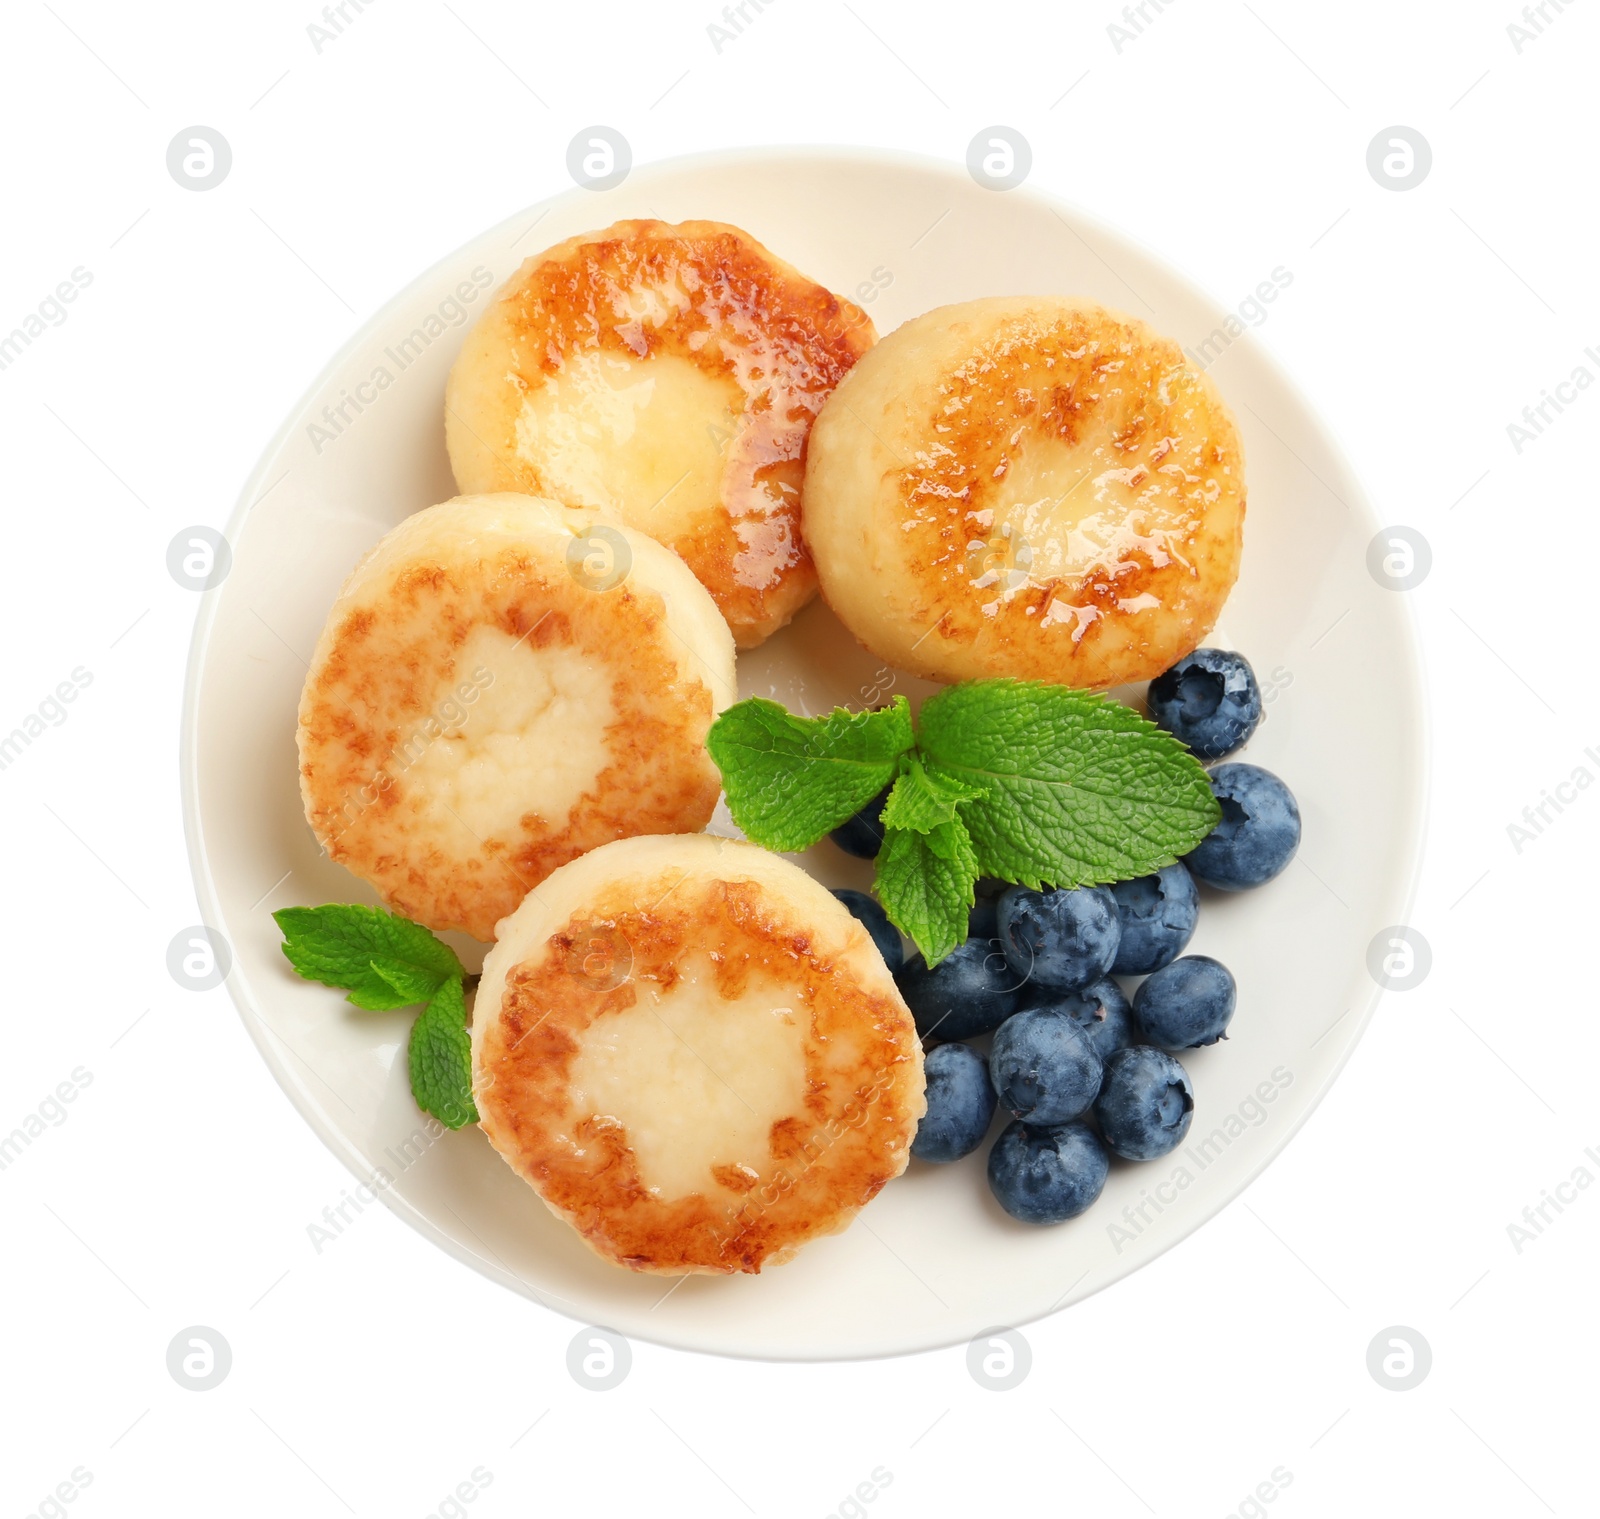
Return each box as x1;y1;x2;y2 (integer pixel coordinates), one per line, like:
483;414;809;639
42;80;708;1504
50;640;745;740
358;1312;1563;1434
182;147;1426;1361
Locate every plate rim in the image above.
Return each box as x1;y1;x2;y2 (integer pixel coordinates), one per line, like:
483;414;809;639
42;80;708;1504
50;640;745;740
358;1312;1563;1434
179;142;1432;1361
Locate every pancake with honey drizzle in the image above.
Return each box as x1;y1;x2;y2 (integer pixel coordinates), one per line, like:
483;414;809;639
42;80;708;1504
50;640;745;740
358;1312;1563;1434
296;493;736;942
472;834;926;1274
803;295;1246;690
444;219;876;648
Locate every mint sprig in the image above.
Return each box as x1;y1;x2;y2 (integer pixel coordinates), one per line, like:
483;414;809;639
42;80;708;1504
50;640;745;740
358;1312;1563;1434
881;755;984;835
707;679;1220;966
273;904;478;1128
271;904;463;1009
875;814;979;965
408;975;478;1129
918;680;1221;890
705;695;914;851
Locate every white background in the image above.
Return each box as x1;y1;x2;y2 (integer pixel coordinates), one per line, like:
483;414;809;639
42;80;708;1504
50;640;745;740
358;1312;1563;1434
1;1;1594;1515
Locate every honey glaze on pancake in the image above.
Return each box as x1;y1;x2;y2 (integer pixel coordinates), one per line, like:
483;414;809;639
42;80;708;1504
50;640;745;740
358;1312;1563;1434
893;306;1242;683
475;872;920;1274
458;221;873;643
299;551;718;941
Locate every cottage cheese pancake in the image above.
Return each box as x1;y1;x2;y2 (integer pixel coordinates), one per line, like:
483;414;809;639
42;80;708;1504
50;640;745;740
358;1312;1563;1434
473;835;926;1274
445;219;876;647
803;296;1246;690
296;494;736;941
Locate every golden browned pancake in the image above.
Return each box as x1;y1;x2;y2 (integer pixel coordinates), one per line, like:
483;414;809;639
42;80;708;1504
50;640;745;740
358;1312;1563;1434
296;494;736;942
803;296;1246;690
472;835;925;1274
444;219;876;648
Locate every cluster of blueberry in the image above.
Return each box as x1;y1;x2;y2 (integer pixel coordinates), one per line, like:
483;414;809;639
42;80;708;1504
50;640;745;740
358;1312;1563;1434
830;648;1301;1226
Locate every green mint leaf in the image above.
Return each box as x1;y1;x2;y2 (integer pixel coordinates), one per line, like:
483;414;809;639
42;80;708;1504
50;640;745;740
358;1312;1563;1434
273;904;464;1010
344;970;425;1013
706;695;915;851
881;756;985;835
366;960;454;1009
916;679;1221;889
408;975;478;1130
874;816;978;966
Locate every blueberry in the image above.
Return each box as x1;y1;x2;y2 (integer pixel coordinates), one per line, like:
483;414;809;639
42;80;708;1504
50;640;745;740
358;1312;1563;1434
831;888;904;973
968;878;1006;940
911;1043;998;1162
829;784;892;859
1185;764;1301;890
1109;863;1200;975
1148;648;1263;760
1095;1047;1195;1160
896;937;1022;1041
1031;977;1134;1064
990;1006;1104;1124
987;1120;1109;1224
1133;955;1236;1049
997;885;1120;992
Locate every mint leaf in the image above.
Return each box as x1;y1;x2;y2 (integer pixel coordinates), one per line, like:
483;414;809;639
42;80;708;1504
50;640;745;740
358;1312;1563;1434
367;960;452;1009
874;815;978;966
408;975;478;1129
274;904;477;1128
706;696;915;851
273;904;464;1010
916;679;1221;889
881;756;984;835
